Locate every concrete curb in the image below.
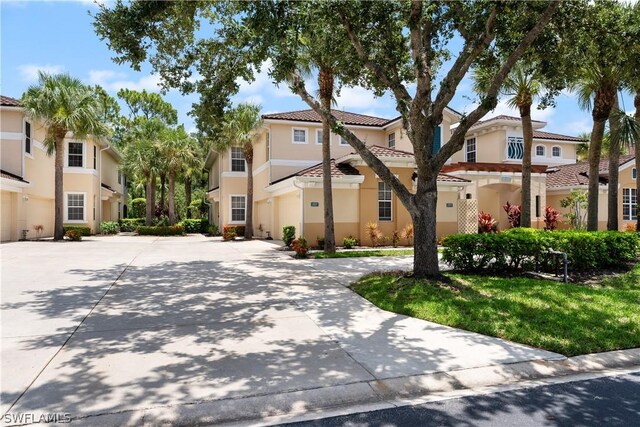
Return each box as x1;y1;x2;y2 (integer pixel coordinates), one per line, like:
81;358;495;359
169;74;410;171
49;348;640;427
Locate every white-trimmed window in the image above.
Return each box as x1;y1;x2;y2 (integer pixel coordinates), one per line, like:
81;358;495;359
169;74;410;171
230;195;246;222
66;193;85;222
622;188;637;221
378;181;392;221
388;132;396;149
68;142;84;167
552;146;561;158
316;129;324;145
535;145;545;157
465;138;477;163
292;128;308;144
339;135;349;146
633;168;637;180
230;147;246;172
24;121;32;154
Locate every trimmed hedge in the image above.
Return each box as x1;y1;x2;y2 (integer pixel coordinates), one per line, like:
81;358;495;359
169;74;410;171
63;225;91;236
442;228;640;272
180;218;210;233
137;225;185;236
119;218;145;232
100;221;119;235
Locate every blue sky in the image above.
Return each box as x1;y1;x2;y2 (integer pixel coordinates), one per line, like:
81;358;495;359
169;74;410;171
1;1;635;137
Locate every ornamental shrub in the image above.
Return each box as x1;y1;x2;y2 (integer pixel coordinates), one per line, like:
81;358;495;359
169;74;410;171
343;236;358;249
292;237;309;258
130;198;146;218
63;225;91;236
208;223;219;236
282;225;296;247
65;230;82;241
180;218;210;233
119;218;145;232
442;229;639;273
478;212;497;233
223;225;237;241
100;221;119;235
137;225;185;236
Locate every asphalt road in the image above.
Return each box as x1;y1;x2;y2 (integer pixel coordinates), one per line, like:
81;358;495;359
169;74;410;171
285;371;640;427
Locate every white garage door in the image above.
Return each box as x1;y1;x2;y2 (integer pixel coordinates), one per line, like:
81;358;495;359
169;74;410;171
1;191;14;242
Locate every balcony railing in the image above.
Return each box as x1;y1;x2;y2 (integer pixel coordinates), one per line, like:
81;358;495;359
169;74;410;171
506;137;524;160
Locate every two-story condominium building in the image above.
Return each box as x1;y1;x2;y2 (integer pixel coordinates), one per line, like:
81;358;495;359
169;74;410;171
205;107;635;245
0;95;126;241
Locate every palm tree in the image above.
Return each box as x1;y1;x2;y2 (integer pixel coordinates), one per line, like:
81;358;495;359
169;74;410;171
573;64;620;231
21;72;109;240
502;63;542;228
159;126;198;225
122;118;165;225
218;103;263;239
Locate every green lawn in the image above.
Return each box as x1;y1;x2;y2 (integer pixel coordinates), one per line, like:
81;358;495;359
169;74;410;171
351;264;640;356
313;249;414;259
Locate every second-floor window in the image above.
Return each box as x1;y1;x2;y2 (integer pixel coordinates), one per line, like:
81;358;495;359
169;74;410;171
465;138;476;163
118;171;122;184
535;145;545;156
633;168;637;180
507;137;524;160
340;135;349;146
388;132;395;149
68;142;83;167
24;121;32;154
316;129;323;145
552;146;561;157
266;132;270;160
93;146;97;169
292;128;307;144
230;147;246;172
378;181;392;221
622;188;637;221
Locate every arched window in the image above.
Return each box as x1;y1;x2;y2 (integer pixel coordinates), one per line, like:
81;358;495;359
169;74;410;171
552;146;561;157
535;145;545;157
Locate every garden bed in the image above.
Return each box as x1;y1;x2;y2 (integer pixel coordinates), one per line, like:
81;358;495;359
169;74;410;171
351;264;640;356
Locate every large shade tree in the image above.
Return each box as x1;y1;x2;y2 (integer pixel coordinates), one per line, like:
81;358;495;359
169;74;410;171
217;103;263;239
21;72;109;240
95;0;566;278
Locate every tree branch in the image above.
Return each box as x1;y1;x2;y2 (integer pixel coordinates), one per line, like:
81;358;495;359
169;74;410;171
435;0;561;166
339;11;413;116
289;70;415;212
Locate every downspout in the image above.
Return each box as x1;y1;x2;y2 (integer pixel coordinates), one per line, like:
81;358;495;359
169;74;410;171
293;179;304;238
98;141;110;233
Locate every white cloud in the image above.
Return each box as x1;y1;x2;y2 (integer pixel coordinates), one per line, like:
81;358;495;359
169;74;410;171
563;118;593;135
335;86;384;110
18;64;65;82
87;69;162;92
461;98;555;123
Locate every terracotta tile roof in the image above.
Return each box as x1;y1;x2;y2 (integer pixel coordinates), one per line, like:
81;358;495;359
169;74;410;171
533;130;587;142
1;169;29;183
270;159;360;185
469;115;545;129
546;155;635;188
441;162;548;174
364;145;415;158
1;95;21;107
263;109;391;127
437;173;471;183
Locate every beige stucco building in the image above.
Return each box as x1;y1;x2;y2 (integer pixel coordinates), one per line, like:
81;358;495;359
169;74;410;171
1;95;125;241
206;107;636;245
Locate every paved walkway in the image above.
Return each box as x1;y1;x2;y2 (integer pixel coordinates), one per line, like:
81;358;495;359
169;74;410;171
0;235;562;425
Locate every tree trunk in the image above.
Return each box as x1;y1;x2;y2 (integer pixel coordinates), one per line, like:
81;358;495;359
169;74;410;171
145;174;154;225
159;173;166;212
412;175;440;278
244;144;254;239
635;89;640;232
319;67;336;254
54;134;65;240
587;118;607;231
607;97;621;231
587;88;616;231
168;172;176;225
150;173;157;223
520;100;533;228
185;176;192;218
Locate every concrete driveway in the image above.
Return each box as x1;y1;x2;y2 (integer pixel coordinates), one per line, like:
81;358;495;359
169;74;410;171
0;235;562;425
